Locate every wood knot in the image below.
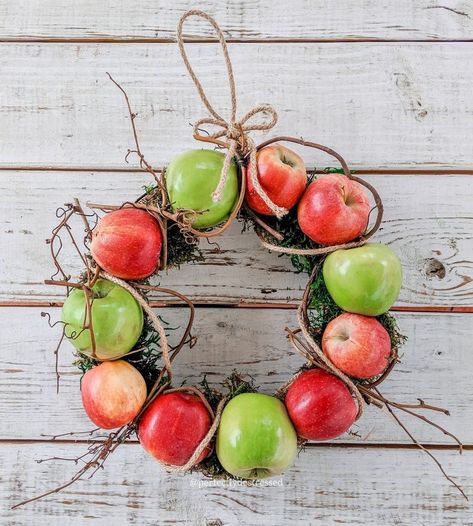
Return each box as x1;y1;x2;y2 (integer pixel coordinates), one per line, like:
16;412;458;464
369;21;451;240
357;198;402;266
424;258;446;279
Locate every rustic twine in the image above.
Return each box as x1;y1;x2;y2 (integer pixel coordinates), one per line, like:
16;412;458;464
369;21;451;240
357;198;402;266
176;10;286;218
159;387;227;473
100;271;225;471
98;269;226;472
99;271;172;378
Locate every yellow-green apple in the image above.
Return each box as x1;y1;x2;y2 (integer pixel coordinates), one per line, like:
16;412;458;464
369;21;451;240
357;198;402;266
138;391;212;466
216;393;298;479
81;360;147;429
322;313;391;379
245;144;307;215
61;279;143;360
285;369;357;440
91;208;162;280
297;173;370;245
323;243;402;316
165;149;239;228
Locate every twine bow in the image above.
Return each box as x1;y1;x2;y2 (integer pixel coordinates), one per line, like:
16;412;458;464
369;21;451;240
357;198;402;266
177;10;288;218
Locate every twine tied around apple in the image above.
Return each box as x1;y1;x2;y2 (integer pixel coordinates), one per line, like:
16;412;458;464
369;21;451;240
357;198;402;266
244;136;385;257
154;386;227;474
99;271;227;474
177;10;286;218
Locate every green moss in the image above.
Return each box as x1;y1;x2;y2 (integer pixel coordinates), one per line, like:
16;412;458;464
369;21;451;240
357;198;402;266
306;260;407;370
73;299;174;391
165;221;204;269
125;314;174;390
140;185;204;269
239;168;355;274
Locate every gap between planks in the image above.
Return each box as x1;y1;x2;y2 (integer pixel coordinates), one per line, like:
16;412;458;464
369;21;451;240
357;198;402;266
0;301;472;312
0;438;470;450
1;166;473;175
1;37;473;44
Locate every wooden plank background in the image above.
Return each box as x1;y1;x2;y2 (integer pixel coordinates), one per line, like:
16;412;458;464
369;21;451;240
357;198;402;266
1;1;472;525
1;43;473;169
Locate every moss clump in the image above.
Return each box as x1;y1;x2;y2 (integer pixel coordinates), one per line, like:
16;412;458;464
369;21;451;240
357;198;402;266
239;169;348;274
73;308;174;391
165;221;204;269
306;260;407;368
138;185;204;269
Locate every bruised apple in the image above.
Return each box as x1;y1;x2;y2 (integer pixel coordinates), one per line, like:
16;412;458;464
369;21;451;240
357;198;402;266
245;144;307;215
81;360;147;429
297;173;370;245
138;391;212;466
91;208;162;280
322;313;391;379
285;369;357;441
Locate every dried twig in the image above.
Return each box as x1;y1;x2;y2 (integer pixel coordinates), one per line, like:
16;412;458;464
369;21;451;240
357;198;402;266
376;388;467;500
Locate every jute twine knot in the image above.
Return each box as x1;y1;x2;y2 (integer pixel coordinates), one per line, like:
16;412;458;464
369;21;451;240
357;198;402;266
177;10;287;219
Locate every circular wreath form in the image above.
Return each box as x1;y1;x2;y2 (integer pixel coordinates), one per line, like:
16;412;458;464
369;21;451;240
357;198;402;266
14;10;465;509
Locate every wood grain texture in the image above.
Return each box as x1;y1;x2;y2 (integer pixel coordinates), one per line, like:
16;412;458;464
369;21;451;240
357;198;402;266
1;307;471;445
1;0;473;41
0;43;473;169
1;2;472;523
1;171;472;306
2;442;471;525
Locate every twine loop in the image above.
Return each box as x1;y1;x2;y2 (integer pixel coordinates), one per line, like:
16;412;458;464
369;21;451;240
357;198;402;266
177;10;287;218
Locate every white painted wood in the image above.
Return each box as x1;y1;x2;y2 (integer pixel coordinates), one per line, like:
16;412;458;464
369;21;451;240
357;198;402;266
0;1;471;522
1;0;472;40
1;171;471;306
2;442;470;525
0;307;471;445
0;43;472;169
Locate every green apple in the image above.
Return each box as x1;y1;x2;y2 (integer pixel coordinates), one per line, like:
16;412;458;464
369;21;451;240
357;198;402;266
323;243;402;316
61;279;144;360
165;149;239;229
216;393;298;479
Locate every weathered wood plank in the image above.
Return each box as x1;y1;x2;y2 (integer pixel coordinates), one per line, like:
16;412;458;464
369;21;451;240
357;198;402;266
2;442;471;525
1;0;472;41
0;307;471;445
1;171;472;306
0;43;473;169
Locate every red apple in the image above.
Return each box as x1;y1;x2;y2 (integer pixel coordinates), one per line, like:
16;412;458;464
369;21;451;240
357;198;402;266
245;144;307;215
297;173;370;245
322;313;391;379
81;360;147;429
91;208;162;279
138;391;212;466
284;369;357;440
